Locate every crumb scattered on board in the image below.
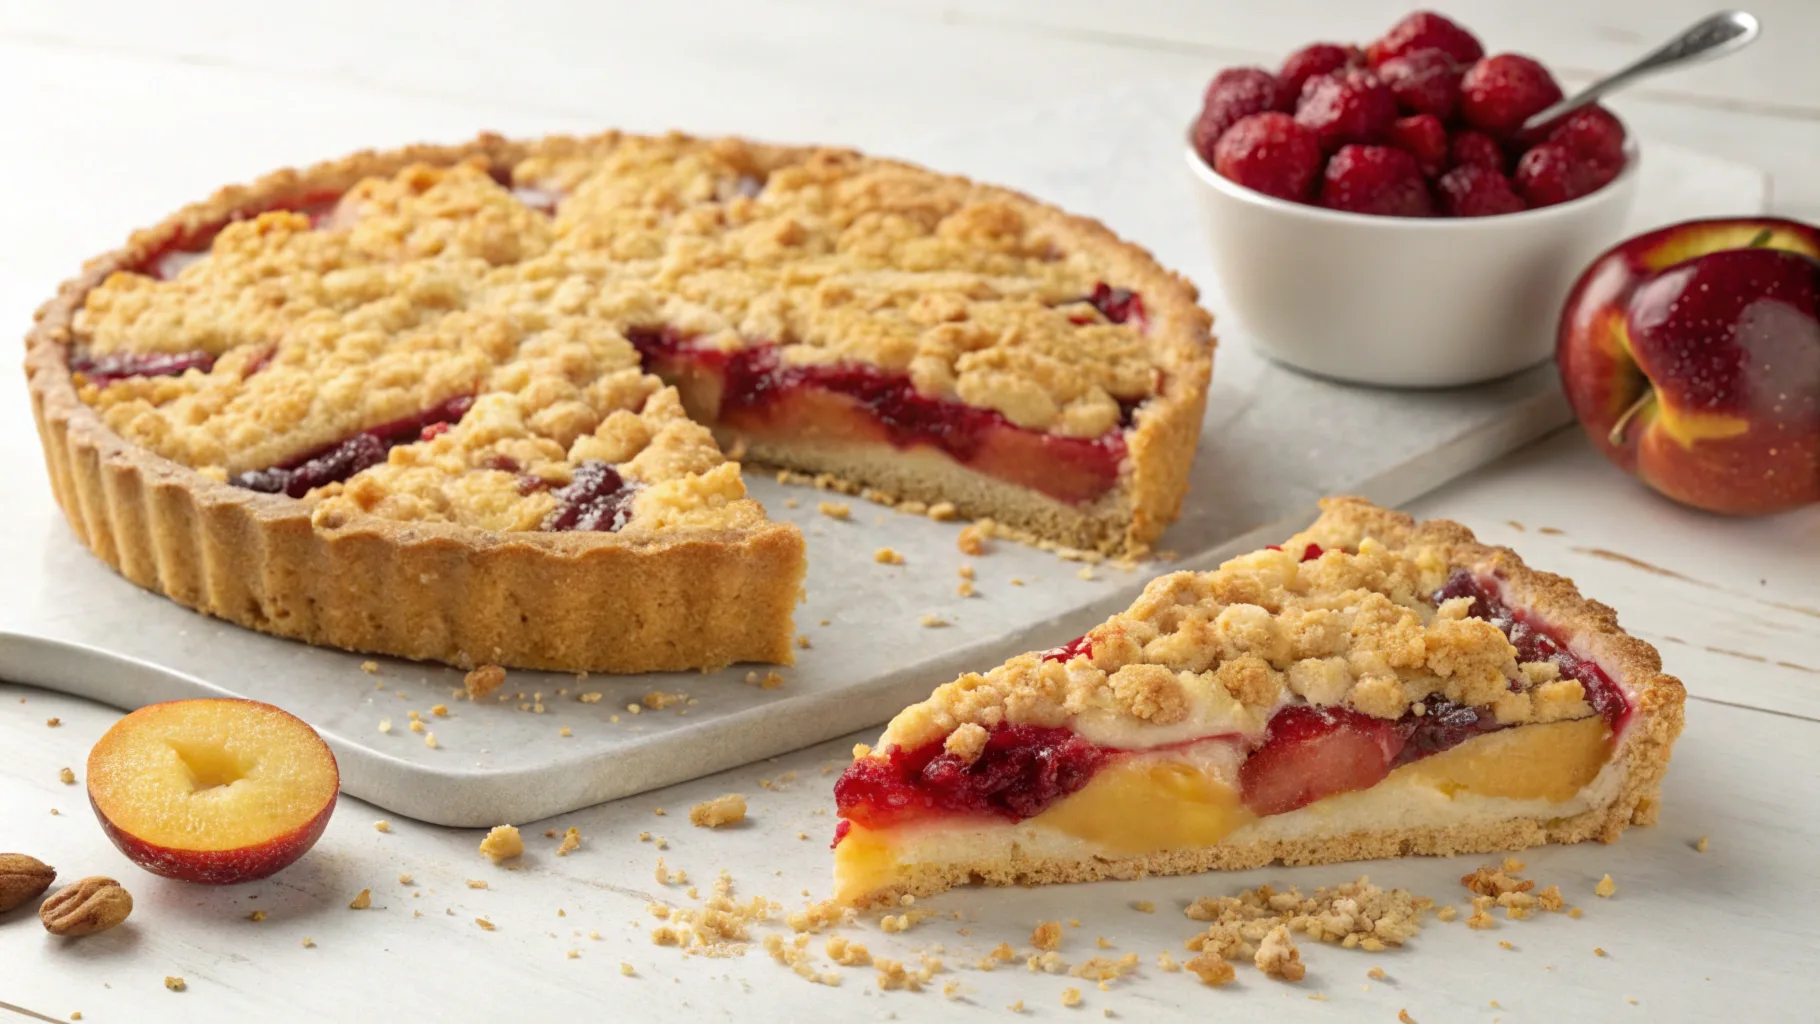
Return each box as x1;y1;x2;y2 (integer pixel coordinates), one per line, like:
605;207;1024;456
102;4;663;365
464;664;507;700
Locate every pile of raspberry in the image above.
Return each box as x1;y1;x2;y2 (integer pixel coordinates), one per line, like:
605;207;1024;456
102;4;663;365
1192;11;1627;217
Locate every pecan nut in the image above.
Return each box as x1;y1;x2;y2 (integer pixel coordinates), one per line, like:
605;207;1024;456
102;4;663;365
0;853;56;913
40;876;133;936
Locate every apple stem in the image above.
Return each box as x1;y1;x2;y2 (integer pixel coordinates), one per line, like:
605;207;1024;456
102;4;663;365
1747;228;1774;248
1609;389;1658;448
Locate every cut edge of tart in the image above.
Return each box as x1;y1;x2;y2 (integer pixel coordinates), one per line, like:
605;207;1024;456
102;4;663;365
24;130;1213;672
830;496;1686;907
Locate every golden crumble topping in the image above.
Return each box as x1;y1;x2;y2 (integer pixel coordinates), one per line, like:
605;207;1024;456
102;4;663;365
72;135;1167;535
872;502;1602;753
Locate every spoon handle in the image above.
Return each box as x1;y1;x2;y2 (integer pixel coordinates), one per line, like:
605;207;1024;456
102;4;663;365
1520;10;1761;135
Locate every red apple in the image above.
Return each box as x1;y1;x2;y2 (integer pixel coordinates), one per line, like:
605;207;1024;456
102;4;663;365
1558;217;1820;515
87;699;339;884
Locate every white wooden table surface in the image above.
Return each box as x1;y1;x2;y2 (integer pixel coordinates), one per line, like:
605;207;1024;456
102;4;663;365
3;2;1817;1021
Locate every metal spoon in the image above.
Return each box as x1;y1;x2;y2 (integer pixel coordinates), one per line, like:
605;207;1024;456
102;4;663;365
1519;10;1761;137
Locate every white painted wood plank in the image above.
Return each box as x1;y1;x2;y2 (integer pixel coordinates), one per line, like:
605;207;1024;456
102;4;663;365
850;0;1820;114
3;1;1817;222
1;679;1815;1022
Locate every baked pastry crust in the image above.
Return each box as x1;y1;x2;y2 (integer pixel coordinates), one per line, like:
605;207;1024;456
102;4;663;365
25;131;1212;671
833;497;1686;906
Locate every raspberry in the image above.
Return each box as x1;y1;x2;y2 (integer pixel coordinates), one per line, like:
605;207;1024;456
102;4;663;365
1366;11;1485;67
1319;144;1434;217
1375;47;1462;120
1295;69;1397;153
1460;54;1565;136
1436;164;1526;217
1513;142;1615;208
1279;43;1362;100
1193;67;1292;163
1547;104;1627;166
1386;114;1448;177
1212;112;1325;201
1449;130;1507;172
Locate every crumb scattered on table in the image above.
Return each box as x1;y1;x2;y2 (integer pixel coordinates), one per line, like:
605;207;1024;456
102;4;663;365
1255;925;1305;981
690;794;748;828
557;827;583;856
1032;921;1063;951
480;825;524;863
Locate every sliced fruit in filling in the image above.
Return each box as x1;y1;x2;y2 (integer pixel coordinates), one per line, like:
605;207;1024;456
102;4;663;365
232;395;476;499
830;497;1683;906
626;312;1144;508
69;350;218;387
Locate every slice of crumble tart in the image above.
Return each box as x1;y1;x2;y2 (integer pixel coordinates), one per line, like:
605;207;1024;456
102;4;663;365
831;497;1685;906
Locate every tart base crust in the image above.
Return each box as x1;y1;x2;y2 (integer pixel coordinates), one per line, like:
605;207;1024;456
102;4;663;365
24;130;1211;671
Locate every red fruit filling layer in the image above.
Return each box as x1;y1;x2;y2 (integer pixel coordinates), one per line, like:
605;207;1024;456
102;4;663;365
833;724;1111;832
231;395;474;499
70;350;218;387
627;290;1150;508
541;460;641;532
833;559;1631;836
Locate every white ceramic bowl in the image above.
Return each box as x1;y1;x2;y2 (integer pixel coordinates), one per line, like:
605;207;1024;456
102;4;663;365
1186;138;1640;388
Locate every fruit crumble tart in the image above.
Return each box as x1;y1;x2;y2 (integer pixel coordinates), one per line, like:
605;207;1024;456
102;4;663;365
831;497;1684;906
25;131;1213;672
